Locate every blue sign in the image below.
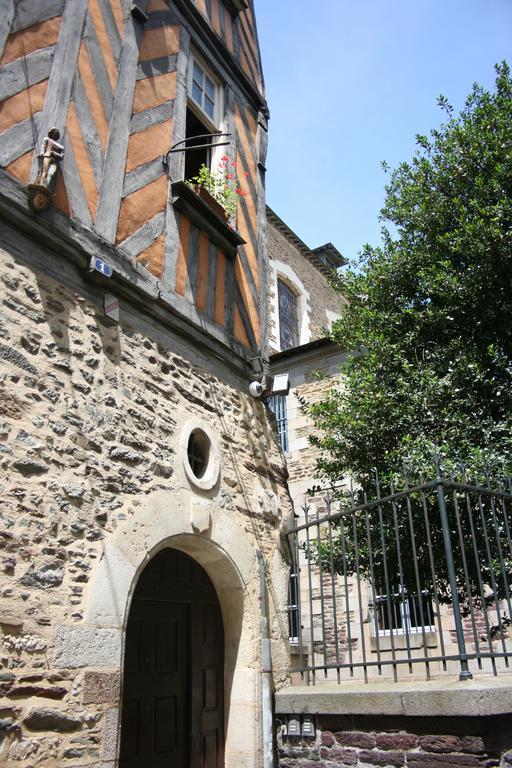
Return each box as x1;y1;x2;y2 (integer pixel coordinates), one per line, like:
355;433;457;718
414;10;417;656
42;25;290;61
89;256;113;278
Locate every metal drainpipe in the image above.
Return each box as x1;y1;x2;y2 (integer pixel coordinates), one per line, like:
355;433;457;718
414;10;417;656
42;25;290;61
257;550;274;768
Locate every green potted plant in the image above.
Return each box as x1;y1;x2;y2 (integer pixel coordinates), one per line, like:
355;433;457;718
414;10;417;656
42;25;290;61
186;156;248;222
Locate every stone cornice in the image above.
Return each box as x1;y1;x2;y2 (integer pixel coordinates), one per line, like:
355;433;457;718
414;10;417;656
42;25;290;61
270;337;346;373
266;205;346;277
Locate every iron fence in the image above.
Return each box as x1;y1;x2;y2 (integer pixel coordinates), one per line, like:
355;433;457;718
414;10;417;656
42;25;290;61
286;459;512;684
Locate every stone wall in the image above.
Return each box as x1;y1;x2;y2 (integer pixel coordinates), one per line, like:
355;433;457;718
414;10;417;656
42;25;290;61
285;371;338;485
277;715;512;768
0;238;292;767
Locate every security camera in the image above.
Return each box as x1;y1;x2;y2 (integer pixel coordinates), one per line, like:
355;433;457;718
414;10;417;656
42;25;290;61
249;380;264;398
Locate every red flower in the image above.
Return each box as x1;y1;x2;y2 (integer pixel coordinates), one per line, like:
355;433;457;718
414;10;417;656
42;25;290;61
236;187;247;196
221;155;229;162
243;171;249;178
231;161;237;167
226;173;234;179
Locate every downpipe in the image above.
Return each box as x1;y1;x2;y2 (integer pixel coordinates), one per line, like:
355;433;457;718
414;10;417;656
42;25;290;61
257;550;274;768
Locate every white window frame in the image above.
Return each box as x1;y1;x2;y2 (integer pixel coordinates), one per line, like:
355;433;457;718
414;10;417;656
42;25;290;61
187;52;224;131
372;591;436;637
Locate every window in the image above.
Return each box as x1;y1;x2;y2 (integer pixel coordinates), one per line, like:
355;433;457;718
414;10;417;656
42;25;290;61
181;420;220;491
184;108;211;181
277;279;299;350
191;59;216;122
188;54;222;129
185;54;224;179
267;394;288;452
288;565;300;642
373;591;435;635
187;429;210;479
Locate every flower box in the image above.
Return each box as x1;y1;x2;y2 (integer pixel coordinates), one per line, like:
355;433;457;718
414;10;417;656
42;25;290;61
192;184;229;222
171;181;246;254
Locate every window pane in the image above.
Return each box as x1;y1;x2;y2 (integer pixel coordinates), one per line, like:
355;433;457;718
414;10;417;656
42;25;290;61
192;82;203;106
278;280;299;350
185;107;211;180
205;75;215;99
204;95;215;120
193;61;204;86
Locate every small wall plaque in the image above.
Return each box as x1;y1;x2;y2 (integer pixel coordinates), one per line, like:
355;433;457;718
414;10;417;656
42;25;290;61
89;256;113;280
271;373;290;396
103;293;119;323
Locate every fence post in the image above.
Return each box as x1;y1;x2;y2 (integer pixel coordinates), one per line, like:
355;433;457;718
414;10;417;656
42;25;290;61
435;457;473;681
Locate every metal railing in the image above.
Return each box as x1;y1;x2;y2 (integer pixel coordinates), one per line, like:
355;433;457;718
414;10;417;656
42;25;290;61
286;459;512;684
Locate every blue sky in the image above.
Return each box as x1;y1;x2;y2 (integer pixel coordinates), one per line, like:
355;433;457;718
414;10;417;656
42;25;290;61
255;0;512;264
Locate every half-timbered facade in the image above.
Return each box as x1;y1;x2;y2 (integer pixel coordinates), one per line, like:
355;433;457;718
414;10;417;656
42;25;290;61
0;0;267;352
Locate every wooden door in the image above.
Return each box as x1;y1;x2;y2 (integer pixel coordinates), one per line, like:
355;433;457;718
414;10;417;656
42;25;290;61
120;549;225;768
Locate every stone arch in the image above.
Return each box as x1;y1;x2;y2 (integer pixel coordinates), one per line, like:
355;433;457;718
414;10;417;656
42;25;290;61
58;490;261;767
119;547;226;766
269;258;311;350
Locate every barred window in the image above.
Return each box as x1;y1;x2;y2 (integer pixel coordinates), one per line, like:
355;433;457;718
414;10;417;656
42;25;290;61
267;394;288;452
288;566;300;642
373;591;435;635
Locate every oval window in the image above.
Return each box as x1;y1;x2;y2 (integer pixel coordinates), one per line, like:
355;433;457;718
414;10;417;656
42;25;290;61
187;428;210;480
181;420;220;491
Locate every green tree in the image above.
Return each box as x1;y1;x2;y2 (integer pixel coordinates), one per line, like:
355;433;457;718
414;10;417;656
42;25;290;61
307;64;512;610
311;63;512;483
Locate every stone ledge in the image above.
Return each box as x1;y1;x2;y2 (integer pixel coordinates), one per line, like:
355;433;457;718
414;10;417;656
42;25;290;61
275;675;512;717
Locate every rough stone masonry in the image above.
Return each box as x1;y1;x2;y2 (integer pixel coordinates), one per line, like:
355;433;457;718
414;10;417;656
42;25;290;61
277;716;512;768
0;241;292;767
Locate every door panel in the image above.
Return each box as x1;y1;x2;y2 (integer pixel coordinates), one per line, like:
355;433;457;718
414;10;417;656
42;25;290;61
155;618;178;673
154;696;177;753
203;730;220;768
120;548;224;768
120;599;189;767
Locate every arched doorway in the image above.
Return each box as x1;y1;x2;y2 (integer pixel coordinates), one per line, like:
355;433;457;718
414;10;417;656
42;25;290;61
119;548;225;767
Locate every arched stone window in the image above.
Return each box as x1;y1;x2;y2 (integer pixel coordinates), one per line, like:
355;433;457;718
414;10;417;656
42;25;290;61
277;278;299;350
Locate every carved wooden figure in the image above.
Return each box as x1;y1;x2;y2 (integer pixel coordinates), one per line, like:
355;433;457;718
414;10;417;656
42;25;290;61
27;128;64;211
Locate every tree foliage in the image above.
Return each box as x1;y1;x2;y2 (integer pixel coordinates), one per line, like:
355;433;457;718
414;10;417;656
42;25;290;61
310;63;512;484
307;64;512;609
